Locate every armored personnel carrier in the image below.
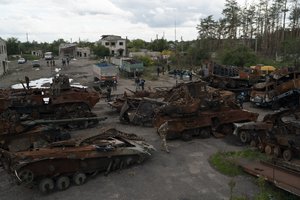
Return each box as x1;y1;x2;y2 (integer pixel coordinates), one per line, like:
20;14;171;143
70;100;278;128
0;75;100;121
0;128;155;193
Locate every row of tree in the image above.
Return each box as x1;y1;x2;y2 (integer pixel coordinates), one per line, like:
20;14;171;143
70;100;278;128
196;0;300;67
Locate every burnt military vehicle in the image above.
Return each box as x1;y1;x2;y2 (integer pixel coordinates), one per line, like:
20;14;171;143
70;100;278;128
0;128;155;193
0;75;101;127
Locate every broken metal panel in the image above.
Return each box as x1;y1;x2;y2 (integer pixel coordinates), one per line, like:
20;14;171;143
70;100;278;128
241;160;300;197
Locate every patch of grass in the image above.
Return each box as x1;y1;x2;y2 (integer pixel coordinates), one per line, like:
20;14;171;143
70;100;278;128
254;177;300;200
209;149;267;177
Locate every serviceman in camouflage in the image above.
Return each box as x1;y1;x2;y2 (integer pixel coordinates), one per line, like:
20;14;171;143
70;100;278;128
158;121;170;153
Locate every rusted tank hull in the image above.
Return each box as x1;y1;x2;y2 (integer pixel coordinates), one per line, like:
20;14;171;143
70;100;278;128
233;108;300;160
0;129;154;192
154;108;258;140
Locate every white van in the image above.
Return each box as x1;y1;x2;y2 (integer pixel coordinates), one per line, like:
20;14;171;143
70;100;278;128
44;52;54;60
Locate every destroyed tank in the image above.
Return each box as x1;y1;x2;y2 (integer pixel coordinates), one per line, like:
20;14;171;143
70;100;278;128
0;127;155;193
153;82;258;140
0;110;107;152
0;75;100;121
233;108;300;161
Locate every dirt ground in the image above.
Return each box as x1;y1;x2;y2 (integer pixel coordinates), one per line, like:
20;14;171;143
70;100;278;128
0;59;274;200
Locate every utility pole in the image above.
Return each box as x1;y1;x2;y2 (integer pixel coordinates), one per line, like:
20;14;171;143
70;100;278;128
26;33;28;42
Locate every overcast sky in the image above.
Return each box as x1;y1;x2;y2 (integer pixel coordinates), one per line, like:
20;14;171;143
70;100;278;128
0;0;249;43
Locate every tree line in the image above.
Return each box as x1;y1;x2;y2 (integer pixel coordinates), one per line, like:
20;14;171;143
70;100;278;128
196;0;300;67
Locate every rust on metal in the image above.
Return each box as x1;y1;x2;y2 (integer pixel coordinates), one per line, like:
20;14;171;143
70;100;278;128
241;159;300;197
0;128;154;192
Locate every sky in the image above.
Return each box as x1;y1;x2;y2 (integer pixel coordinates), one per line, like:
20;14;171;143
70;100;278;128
0;0;249;43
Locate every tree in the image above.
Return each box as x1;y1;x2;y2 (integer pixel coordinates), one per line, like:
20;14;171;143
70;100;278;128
197;15;217;39
149;39;169;52
91;44;110;58
127;39;147;51
221;45;257;67
222;0;241;39
6;37;20;55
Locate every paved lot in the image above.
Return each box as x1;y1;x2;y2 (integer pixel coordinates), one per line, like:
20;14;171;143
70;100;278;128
0;59;270;200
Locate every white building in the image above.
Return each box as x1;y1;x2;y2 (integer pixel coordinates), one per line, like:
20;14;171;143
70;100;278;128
98;35;126;56
0;38;8;76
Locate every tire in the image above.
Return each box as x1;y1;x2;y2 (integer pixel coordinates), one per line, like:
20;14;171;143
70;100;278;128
239;131;250;144
39;178;54;193
56;176;70;190
273;146;281;158
73;173;87;185
18;169;34;184
283;149;293;161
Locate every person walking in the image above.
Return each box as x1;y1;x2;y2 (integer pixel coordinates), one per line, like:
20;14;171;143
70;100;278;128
140;79;145;90
158;121;170;153
157;66;160;77
106;85;112;101
66;57;69;66
112;80;117;91
135;77;140;91
237;92;245;109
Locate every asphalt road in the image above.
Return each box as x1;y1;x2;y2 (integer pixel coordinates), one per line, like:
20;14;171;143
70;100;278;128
0;59;270;200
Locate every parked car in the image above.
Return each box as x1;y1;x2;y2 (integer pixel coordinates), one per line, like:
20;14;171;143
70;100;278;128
32;60;40;68
17;58;26;64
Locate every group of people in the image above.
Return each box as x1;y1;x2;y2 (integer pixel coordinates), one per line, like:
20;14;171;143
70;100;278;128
62;57;70;67
46;60;55;67
134;77;146;91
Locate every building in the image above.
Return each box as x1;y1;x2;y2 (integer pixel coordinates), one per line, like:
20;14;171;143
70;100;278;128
31;50;43;57
59;43;77;58
59;43;91;59
0;38;8;76
98;35;126;56
76;47;90;58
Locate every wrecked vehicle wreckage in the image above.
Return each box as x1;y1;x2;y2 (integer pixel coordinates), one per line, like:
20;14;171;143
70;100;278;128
0;127;155;193
0;75;101;128
111;81;245;130
152;81;258;140
233;108;300;161
0;110;107;152
250;71;300;109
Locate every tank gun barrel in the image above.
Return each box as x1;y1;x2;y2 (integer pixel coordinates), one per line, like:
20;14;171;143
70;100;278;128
22;116;107;126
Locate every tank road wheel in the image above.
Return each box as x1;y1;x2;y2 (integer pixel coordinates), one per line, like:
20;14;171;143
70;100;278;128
56;176;70;190
283;149;293;161
73;173;87;185
250;140;257;147
39;178;54;193
199;128;211;139
239;131;250;144
264;145;273;155
18;169;34;184
273;146;282;158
